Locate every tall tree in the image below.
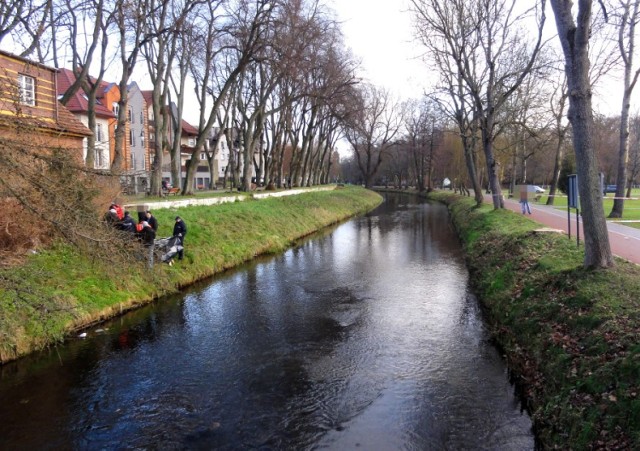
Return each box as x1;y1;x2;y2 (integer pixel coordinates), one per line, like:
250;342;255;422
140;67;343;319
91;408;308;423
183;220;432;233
141;0;202;196
411;0;547;209
183;0;275;195
111;0;148;172
609;0;640;217
0;0;52;58
550;0;614;268
342;84;404;188
545;74;570;205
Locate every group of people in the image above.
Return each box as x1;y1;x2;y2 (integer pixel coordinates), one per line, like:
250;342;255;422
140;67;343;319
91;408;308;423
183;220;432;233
104;203;187;267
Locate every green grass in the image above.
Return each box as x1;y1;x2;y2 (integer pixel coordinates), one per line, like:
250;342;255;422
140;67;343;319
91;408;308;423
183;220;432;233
535;188;640;226
0;186;382;364
429;191;640;450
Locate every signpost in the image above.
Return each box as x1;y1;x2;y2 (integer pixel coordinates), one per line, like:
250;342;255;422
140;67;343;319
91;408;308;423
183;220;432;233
567;174;580;246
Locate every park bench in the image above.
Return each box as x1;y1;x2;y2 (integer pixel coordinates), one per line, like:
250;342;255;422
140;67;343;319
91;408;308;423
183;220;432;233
166;187;180;196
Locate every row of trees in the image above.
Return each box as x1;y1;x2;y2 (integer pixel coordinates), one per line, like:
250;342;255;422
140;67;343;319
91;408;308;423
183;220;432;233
4;0;639;270
338;0;640;269
1;0;361;196
404;0;638;269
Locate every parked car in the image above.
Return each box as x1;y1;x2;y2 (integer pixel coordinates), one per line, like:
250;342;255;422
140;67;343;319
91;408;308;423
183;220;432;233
533;185;545;194
603;185;617;195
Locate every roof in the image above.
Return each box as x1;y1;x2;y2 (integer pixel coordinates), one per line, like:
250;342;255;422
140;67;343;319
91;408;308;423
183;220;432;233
181;119;199;136
0;101;93;137
0;49;56;72
141;90;154;107
56;68;115;119
55;102;93;136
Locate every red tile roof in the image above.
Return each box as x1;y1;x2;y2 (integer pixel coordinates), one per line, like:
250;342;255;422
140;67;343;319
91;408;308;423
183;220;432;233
57;68;115;119
181;119;199;136
55;102;93;136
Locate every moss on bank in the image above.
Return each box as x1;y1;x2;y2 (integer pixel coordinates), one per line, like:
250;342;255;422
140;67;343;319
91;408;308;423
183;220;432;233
429;191;640;450
0;187;382;364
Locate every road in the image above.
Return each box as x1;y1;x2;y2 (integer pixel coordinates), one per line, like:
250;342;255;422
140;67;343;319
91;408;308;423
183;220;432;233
491;195;640;265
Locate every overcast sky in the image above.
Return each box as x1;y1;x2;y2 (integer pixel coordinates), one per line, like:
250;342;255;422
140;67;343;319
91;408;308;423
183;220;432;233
328;0;431;101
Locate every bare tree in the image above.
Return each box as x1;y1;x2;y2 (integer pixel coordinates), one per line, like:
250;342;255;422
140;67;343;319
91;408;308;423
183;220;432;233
545;74;570;205
629;114;640;192
550;0;614;268
111;0;148;173
404;98;442;192
182;0;275;195
342;84;404;188
140;0;204;196
412;1;483;203
609;0;640;217
0;0;52;58
57;0;113;170
411;0;547;209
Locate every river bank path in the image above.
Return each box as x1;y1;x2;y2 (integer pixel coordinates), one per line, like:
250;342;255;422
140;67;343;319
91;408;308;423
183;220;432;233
486;194;640;265
122;186;336;211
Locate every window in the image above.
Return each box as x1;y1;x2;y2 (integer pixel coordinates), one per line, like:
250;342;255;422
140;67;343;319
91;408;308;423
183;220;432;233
128;108;133;123
96;148;105;168
200;152;206;160
140;111;143;124
149;133;155;142
129;129;133;145
96;123;103;142
131;153;136;170
188;138;195;146
18;74;35;106
112;102;119;115
148;109;154;120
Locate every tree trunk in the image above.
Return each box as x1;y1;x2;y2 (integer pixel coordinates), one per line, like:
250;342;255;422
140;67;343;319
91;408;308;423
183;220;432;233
546;135;565;206
550;0;614;268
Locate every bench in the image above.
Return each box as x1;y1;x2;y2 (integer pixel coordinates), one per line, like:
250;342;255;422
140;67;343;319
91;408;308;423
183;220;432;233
166;187;180;196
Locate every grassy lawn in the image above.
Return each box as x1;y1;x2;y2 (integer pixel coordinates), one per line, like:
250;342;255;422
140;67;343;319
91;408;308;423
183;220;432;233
531;189;640;228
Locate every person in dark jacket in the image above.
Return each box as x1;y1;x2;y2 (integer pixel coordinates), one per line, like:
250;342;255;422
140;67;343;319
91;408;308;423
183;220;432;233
140;221;156;268
172;216;187;260
119;211;137;233
145;210;158;232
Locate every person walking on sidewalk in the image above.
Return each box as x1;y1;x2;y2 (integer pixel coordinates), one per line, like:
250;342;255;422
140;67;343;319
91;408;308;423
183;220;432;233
519;187;532;215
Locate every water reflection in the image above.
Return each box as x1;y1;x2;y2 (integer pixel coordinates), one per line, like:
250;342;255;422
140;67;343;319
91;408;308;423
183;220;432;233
0;193;533;450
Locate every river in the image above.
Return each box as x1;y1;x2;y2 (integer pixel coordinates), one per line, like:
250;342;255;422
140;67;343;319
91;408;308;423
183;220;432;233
0;193;533;450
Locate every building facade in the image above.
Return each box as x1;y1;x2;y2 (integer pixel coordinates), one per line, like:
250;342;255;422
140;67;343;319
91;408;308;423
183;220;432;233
0;50;91;157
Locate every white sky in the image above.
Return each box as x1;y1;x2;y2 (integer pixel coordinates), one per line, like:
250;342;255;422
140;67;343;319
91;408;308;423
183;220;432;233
328;1;631;117
327;0;431;101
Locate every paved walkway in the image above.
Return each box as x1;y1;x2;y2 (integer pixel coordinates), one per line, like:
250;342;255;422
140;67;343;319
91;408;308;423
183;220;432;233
123;186;335;211
488;195;640;265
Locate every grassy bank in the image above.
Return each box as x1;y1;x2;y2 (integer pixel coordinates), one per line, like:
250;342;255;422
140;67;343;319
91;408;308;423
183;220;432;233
0;186;382;364
428;191;640;449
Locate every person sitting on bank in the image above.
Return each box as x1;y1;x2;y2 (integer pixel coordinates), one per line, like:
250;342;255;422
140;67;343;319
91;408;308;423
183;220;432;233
172;216;187;261
145;210;158;232
119;211;137;233
104;208;119;226
140;221;156;268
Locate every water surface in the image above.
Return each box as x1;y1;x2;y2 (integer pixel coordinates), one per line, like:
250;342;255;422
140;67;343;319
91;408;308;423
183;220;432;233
0;193;533;449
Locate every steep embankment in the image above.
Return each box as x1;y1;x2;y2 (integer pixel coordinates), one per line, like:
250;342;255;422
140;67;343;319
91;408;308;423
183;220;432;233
0;187;382;364
430;191;640;450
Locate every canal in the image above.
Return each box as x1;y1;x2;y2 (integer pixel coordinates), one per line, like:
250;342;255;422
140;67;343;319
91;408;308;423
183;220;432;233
0;193;533;449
